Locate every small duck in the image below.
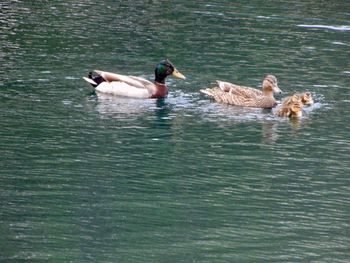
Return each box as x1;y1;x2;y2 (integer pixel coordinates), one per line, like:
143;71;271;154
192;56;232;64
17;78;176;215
281;92;313;106
275;100;303;117
281;93;301;106
200;75;282;108
83;60;186;99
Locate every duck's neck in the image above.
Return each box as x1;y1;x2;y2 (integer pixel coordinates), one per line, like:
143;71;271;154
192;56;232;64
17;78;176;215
262;90;274;98
155;75;166;84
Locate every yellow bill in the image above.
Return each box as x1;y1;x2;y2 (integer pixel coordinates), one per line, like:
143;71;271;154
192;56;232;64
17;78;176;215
172;68;186;80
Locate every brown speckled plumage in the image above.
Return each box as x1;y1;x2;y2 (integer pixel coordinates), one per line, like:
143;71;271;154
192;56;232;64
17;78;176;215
275;101;303;117
200;75;282;109
282;92;314;106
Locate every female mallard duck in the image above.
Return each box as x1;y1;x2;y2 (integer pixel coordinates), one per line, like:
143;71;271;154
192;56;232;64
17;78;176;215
281;92;313;106
83;60;186;99
200;75;282;108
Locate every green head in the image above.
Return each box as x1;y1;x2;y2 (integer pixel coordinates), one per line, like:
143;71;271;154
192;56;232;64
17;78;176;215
155;59;186;83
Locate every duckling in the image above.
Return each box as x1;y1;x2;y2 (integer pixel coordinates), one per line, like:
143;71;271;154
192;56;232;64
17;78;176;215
200;75;282;108
281;93;301;106
298;92;314;105
282;92;313;106
83;60;186;99
275;101;303;118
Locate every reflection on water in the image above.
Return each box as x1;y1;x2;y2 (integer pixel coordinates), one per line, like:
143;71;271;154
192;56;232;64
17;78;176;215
95;92;176;123
1;0;350;262
94;87;324;148
95;93;158;116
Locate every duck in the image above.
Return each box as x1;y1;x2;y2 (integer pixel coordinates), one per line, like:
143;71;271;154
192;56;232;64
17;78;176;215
281;92;313;106
275;100;303;118
200;75;282;108
83;59;186;99
280;93;301;106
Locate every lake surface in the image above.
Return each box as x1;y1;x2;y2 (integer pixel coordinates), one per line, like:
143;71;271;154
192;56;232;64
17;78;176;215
1;1;349;262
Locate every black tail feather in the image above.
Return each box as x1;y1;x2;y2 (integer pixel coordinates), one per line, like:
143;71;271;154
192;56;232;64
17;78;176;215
88;72;105;87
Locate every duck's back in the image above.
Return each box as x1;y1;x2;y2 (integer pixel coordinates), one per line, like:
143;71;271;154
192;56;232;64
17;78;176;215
200;87;276;108
217;81;263;98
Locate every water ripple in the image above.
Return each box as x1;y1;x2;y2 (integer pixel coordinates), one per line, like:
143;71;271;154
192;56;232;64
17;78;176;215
1;1;350;263
297;24;350;31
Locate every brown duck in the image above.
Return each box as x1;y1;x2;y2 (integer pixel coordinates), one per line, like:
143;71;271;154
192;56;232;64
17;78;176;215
275;100;303;117
281;92;313;106
200;75;282;108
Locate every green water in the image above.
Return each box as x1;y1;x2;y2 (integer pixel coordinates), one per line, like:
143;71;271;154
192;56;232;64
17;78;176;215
1;1;349;262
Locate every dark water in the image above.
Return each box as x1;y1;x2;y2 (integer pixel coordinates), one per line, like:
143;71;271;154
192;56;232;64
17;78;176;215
1;1;350;262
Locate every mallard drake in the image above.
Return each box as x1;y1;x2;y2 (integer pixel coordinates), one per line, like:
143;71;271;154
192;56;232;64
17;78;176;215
83;60;186;99
281;92;313;106
275;100;303;117
200;75;282;108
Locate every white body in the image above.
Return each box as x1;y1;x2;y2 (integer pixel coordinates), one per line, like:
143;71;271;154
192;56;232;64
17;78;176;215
95;81;150;98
